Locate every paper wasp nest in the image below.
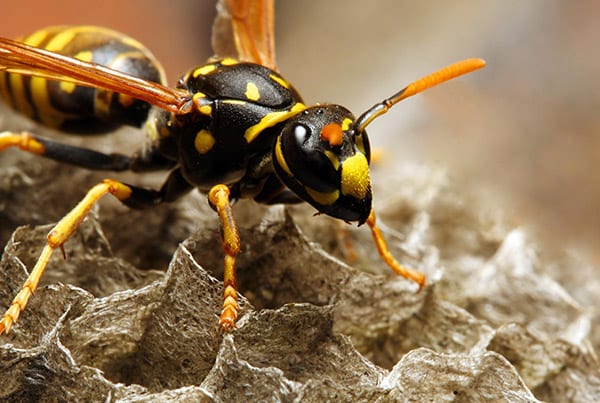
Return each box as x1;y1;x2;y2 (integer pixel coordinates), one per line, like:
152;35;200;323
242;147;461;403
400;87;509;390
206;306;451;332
1;118;598;401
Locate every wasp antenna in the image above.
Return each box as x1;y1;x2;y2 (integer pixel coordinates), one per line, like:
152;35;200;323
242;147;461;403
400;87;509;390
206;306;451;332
355;58;486;132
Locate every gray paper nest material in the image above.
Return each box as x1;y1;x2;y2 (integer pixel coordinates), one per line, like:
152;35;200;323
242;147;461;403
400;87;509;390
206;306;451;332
0;155;599;402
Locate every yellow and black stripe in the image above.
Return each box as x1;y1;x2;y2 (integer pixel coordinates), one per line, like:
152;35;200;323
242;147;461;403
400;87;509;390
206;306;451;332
0;26;166;133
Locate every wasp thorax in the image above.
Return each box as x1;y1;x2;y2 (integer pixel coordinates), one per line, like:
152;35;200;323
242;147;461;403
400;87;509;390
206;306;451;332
273;105;373;224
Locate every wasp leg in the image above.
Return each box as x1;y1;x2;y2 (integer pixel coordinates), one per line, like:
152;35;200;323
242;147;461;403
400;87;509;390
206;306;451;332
366;209;426;290
208;184;241;331
0;131;175;172
0;170;192;334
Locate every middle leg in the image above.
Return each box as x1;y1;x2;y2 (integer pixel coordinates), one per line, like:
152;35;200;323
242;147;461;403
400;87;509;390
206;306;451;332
208;184;242;331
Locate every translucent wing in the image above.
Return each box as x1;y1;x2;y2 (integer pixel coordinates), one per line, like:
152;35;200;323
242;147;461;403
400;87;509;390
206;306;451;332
0;37;192;114
213;0;277;70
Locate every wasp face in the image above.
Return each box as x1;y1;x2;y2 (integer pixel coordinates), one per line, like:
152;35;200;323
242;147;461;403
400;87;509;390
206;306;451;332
273;105;373;225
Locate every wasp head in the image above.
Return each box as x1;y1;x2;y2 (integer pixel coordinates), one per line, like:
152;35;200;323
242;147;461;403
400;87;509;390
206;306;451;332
273;105;372;225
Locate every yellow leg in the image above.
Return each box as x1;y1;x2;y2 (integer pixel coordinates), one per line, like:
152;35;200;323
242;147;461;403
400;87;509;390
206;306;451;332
0;131;45;154
208;184;241;331
0;179;133;334
366;209;426;290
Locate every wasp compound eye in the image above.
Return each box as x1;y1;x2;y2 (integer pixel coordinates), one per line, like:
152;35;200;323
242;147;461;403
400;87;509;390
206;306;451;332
285;122;340;193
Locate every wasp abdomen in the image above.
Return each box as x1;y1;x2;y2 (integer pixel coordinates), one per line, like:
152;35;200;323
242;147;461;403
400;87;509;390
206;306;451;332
0;26;166;133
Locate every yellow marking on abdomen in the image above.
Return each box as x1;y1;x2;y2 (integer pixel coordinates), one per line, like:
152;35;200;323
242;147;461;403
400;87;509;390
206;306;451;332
28;28;80;127
59;50;93;93
23;29;52;47
10;74;33;120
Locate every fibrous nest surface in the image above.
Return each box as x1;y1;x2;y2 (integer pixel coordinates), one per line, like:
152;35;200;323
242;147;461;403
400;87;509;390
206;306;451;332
1;146;598;402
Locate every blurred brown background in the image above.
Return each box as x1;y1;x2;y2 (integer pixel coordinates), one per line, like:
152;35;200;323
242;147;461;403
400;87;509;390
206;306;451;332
2;1;599;260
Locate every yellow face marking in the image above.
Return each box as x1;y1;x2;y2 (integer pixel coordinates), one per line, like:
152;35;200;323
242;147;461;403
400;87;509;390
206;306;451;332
275;136;293;176
341;152;371;200
269;74;290;89
305;187;339;206
194;129;216;154
341;118;353;131
323;150;340;171
245;82;260;101
193;64;217;78
245;103;306;143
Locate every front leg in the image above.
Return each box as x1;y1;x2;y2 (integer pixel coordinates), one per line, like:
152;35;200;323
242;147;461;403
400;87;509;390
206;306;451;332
208;184;241;331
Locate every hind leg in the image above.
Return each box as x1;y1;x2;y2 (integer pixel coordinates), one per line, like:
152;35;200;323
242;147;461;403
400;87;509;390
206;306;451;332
0;168;192;333
1;130;175;172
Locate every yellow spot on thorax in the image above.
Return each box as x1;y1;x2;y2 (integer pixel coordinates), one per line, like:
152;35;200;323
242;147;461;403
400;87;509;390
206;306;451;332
220;58;238;66
195;129;216;154
193;64;217;78
245;82;260;101
341;152;371;199
193;92;213;115
245;103;306;143
269;74;289;89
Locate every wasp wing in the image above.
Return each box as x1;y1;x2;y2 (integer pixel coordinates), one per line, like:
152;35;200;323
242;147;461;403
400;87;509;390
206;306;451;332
213;0;277;71
0;37;191;114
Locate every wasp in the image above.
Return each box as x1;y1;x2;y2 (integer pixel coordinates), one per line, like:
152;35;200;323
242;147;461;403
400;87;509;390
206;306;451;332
0;0;485;333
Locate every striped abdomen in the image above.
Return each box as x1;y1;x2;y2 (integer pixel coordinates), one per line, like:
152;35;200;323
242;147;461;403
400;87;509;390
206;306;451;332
0;26;166;133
